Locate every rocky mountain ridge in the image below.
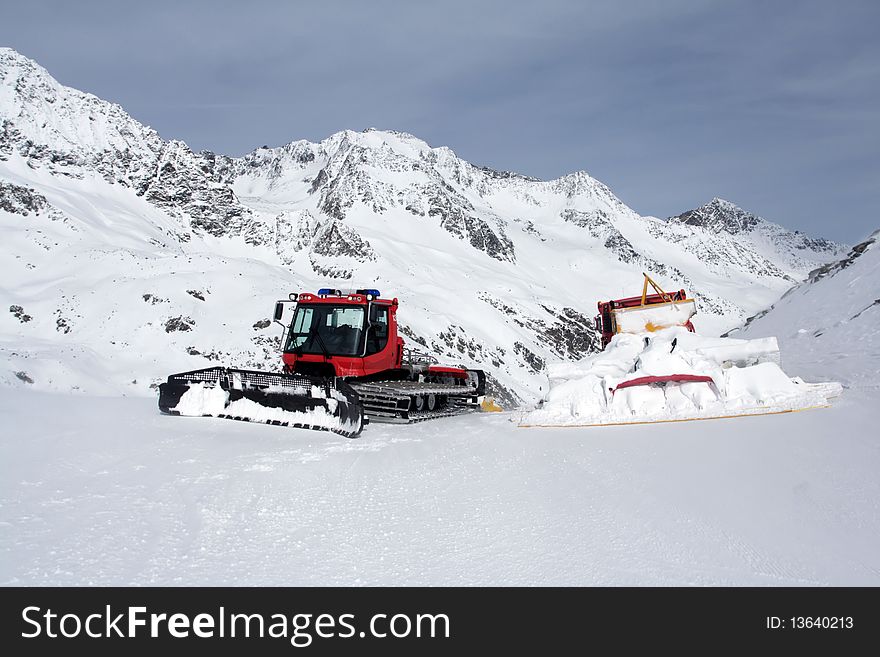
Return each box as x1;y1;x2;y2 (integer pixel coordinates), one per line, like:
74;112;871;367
0;47;848;404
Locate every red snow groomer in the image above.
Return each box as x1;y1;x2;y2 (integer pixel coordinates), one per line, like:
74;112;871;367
158;289;485;438
595;273;696;349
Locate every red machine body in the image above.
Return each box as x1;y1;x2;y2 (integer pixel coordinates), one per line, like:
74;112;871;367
279;290;475;384
280;292;405;378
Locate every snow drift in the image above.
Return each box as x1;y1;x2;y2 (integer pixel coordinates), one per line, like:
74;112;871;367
521;327;841;427
172;382;360;435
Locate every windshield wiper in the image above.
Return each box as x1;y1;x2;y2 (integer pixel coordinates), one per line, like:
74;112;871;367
312;327;332;360
294;326;332;359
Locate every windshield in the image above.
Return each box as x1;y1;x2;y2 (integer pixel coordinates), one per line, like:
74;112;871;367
285;304;365;356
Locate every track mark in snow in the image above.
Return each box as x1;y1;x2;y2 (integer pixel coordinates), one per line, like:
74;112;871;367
244;462;276;473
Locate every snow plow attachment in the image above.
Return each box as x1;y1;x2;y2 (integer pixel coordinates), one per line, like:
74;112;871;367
612;297;697;335
158;367;364;438
595;273;697;348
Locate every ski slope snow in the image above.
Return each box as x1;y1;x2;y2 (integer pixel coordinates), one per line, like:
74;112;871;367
1;388;878;586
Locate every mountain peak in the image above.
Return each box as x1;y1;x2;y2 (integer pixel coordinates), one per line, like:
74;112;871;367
708;197;739;210
666;197;844;275
1;48;49;93
318;127;431;156
669;198;763;234
1;46;163;158
0;46;31;62
0;47;55;85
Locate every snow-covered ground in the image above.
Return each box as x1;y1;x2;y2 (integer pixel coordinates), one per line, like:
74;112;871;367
2;387;878;586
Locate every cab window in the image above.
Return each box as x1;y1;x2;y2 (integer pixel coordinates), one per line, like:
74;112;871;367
365;305;389;355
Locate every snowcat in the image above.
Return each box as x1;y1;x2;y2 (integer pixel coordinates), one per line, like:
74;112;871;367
595;272;696;348
158;289;485;438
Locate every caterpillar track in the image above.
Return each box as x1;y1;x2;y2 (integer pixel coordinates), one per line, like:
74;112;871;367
351;379;482;423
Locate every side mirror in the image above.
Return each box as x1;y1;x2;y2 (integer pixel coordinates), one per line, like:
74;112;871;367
274;302;284;322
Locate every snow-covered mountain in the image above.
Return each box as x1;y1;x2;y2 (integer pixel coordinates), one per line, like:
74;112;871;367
729;229;879;389
0;47;847;405
667;197;841;278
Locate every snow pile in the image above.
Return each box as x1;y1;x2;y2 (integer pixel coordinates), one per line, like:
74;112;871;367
172;383;360;434
521;327;841;426
222;397;357;433
172;382;229;416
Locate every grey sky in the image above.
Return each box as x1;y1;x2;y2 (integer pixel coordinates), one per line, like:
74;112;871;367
2;0;878;242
